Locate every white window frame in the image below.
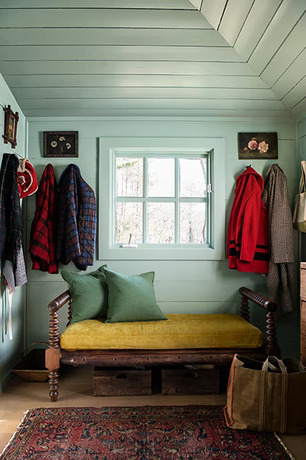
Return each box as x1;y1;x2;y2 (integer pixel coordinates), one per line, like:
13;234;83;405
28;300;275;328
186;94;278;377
99;137;225;261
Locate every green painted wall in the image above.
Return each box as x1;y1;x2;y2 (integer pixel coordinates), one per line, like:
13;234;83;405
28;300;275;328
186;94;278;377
0;74;26;391
25;116;300;357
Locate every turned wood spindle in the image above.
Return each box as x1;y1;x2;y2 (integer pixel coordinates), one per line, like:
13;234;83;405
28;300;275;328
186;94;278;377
266;311;278;356
68;298;72;323
240;295;250;322
49;310;60;348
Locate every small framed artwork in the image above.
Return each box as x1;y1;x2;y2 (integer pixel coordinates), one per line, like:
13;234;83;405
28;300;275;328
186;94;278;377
2;105;19;148
238;132;278;160
43;131;78;157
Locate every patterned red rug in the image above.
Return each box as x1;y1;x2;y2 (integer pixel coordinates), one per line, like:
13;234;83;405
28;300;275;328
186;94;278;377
1;406;293;459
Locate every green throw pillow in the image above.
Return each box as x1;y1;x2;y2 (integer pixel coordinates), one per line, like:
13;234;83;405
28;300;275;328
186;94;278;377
103;267;166;323
61;266;108;324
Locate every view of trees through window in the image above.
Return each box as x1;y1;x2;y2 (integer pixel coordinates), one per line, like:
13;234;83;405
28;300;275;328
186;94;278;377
115;155;208;245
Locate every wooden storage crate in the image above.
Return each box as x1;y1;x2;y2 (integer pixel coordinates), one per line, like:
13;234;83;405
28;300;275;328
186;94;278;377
93;367;152;396
162;366;219;395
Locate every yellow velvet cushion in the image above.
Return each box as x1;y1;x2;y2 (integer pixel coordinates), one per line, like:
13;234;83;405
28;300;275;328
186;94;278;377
60;314;263;350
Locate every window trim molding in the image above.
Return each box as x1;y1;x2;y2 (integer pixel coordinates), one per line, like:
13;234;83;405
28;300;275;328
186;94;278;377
99;137;225;261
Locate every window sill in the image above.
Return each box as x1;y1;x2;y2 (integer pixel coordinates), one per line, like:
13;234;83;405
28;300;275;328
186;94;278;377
99;245;225;261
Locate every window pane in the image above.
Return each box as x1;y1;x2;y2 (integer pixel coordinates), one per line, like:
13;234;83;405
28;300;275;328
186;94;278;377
180;203;206;244
115;202;143;243
116;157;143;197
180;158;206;197
148;158;175;197
147;203;174;243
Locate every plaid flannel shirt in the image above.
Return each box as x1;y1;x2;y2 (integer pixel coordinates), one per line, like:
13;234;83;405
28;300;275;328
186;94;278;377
56;164;96;270
29;164;58;274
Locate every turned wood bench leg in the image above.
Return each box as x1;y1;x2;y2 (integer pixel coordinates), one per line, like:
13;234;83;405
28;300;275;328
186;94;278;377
48;369;60;402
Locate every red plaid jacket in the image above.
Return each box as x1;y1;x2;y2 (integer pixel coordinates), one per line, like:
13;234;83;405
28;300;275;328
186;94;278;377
29;164;58;274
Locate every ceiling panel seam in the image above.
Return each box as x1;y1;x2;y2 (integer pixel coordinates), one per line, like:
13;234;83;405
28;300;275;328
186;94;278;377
21;105;287;108
246;0;283;64
0;27;212;30
289;92;306;110
0;60;246;64
18;97;278;101
1;73;257;77
216;0;229;31
0;45;229;48
232;0;256;48
3;74;261;77
0;7;197;11
22;108;288;111
280;71;306;103
9;85;268;89
272;45;306;90
291;95;306;110
0;26;209;28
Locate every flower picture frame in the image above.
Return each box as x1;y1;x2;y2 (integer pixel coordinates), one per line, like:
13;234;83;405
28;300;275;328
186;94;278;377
238;132;278;160
2;105;19;149
43;131;78;157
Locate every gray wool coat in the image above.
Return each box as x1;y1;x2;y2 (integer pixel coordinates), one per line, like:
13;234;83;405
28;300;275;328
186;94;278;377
262;164;296;314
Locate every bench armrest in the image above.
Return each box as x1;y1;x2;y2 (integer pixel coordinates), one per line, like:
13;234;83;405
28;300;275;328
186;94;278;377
48;290;71;313
239;287;277;312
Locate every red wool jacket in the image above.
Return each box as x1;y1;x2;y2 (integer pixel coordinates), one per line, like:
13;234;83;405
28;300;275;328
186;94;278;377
227;167;269;273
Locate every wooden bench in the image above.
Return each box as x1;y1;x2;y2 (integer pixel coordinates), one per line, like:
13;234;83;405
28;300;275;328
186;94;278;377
46;286;279;402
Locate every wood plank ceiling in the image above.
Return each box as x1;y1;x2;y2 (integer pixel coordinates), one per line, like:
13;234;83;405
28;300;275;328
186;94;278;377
0;0;305;118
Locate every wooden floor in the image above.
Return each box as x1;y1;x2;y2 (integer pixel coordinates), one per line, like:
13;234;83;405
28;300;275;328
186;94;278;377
0;365;305;459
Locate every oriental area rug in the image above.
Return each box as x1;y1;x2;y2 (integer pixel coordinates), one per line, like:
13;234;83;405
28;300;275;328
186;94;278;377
1;406;293;460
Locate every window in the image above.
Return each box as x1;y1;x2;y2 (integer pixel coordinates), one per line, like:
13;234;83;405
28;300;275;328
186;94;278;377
99;137;225;260
115;154;209;246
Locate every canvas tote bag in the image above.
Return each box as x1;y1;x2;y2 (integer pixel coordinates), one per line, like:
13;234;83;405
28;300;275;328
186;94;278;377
224;354;306;434
293;160;306;232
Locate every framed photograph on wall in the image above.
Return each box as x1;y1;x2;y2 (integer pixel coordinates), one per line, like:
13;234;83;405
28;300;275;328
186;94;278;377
2;105;19;148
238;132;278;160
43;131;78;157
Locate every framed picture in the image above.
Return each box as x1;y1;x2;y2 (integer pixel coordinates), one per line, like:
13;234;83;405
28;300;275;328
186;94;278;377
43;131;78;157
2;105;19;148
238;132;278;160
